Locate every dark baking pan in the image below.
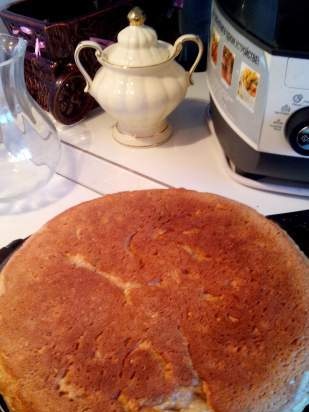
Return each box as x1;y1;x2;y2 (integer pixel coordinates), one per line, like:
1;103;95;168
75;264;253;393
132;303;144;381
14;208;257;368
268;209;309;258
0;209;308;412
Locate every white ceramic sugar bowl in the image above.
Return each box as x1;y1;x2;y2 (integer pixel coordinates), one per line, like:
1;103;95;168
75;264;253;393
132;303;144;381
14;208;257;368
74;7;203;147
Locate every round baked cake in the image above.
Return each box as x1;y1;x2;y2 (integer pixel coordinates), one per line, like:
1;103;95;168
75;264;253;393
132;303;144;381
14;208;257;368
0;189;308;412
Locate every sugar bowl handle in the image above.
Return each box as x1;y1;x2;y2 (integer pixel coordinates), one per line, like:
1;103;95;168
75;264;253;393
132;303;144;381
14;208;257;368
171;34;204;85
74;41;105;93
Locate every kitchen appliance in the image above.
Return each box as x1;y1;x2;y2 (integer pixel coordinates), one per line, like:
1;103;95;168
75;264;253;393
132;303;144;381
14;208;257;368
207;0;309;186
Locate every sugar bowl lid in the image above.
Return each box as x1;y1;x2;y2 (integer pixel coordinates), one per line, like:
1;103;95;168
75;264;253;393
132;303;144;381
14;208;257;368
103;7;172;67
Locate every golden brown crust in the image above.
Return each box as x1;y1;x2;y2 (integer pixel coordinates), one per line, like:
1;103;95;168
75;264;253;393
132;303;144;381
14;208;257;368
0;189;308;412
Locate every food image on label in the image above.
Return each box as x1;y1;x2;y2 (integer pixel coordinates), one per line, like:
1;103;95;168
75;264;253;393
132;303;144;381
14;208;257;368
221;45;235;86
210;29;220;65
237;63;260;110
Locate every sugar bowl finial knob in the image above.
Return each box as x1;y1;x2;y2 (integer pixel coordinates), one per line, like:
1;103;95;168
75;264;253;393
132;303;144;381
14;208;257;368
128;7;146;26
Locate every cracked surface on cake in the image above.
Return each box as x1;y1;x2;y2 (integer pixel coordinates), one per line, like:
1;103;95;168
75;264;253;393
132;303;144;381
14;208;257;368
0;189;308;412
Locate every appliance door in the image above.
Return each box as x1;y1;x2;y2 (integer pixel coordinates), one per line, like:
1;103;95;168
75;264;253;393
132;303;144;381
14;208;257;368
215;0;309;55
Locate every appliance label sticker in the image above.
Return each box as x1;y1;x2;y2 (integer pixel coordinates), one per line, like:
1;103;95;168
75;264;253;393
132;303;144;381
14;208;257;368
237;63;260;110
210;29;220;66
208;2;269;145
213;10;259;66
221;45;235;87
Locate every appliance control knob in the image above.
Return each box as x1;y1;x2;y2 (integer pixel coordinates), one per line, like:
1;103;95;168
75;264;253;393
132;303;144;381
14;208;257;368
285;107;309;156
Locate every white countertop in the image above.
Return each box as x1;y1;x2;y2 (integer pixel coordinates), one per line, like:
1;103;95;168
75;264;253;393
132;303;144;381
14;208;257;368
1;72;308;247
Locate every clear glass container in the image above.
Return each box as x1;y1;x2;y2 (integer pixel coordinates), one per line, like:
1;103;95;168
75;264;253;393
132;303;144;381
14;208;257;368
0;34;60;201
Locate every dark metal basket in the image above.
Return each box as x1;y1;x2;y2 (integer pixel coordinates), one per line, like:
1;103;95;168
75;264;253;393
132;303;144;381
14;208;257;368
0;0;134;125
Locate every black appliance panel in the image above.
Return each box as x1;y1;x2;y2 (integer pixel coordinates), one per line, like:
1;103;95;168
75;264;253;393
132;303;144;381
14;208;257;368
215;0;309;54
